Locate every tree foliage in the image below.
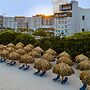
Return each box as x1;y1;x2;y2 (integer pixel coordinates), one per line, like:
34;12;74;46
0;30;90;58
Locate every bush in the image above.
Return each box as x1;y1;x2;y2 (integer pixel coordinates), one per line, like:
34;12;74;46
14;33;36;45
0;30;90;58
0;30;18;44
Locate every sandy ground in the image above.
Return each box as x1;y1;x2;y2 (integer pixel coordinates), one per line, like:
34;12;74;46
0;62;83;90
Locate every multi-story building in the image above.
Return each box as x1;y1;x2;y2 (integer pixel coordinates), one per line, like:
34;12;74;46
3;17;17;30
15;16;28;29
1;0;90;36
54;0;90;36
0;16;3;29
29;14;54;34
42;15;54;29
3;16;29;30
29;15;43;30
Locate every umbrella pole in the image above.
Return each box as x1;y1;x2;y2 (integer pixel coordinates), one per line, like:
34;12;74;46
61;76;64;81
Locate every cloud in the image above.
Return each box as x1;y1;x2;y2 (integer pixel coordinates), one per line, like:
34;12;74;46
50;0;69;4
50;0;69;13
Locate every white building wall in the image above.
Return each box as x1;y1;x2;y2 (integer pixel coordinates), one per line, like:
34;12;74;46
28;16;43;30
70;0;79;34
54;0;90;36
54;17;71;36
79;8;90;32
3;17;17;30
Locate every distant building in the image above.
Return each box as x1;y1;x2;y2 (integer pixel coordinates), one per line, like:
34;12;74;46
29;15;43;30
29;14;54;31
0;16;3;29
54;0;90;36
15;16;28;29
1;0;90;36
3;17;17;30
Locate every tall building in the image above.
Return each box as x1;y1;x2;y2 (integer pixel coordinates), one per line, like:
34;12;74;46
0;16;3;29
54;0;90;36
29;14;54;32
1;0;90;36
15;16;28;29
3;17;17;30
3;16;29;30
29;15;43;30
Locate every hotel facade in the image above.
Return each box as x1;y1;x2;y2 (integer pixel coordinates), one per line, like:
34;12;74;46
54;0;90;36
0;0;90;36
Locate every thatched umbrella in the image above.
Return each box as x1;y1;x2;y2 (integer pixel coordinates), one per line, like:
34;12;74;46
80;70;90;88
19;53;34;70
45;48;57;56
26;44;34;49
57;51;71;59
33;46;44;55
24;45;33;53
0;45;7;50
78;60;90;70
42;53;55;62
29;50;39;58
16;48;26;55
19;53;34;64
0;50;9;58
7;51;21;65
0;49;9;62
75;54;88;63
34;59;52;76
7;43;15;47
57;56;73;66
53;62;74;81
6;47;15;53
15;42;24;49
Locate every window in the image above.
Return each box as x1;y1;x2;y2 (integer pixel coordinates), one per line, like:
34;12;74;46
82;16;85;20
65;21;67;24
82;28;85;31
58;21;61;24
65;30;67;32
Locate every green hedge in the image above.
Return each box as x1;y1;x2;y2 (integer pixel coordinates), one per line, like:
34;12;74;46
0;30;90;58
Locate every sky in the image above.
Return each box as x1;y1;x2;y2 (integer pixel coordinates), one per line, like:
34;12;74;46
0;0;90;16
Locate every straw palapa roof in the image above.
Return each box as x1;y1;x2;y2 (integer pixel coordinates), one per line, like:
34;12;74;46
57;51;71;59
0;50;9;57
34;59;52;71
24;46;33;52
45;48;57;56
53;62;74;77
6;47;15;53
19;53;34;64
7;43;15;47
0;45;7;50
75;54;89;63
80;70;90;85
42;53;55;62
78;60;90;70
16;48;26;55
29;50;39;58
15;42;24;49
7;51;20;60
33;46;44;54
57;56;73;66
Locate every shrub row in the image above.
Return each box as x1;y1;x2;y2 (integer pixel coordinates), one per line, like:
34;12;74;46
0;30;90;58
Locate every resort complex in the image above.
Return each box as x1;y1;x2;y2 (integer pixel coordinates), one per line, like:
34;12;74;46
0;0;90;36
0;0;90;90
